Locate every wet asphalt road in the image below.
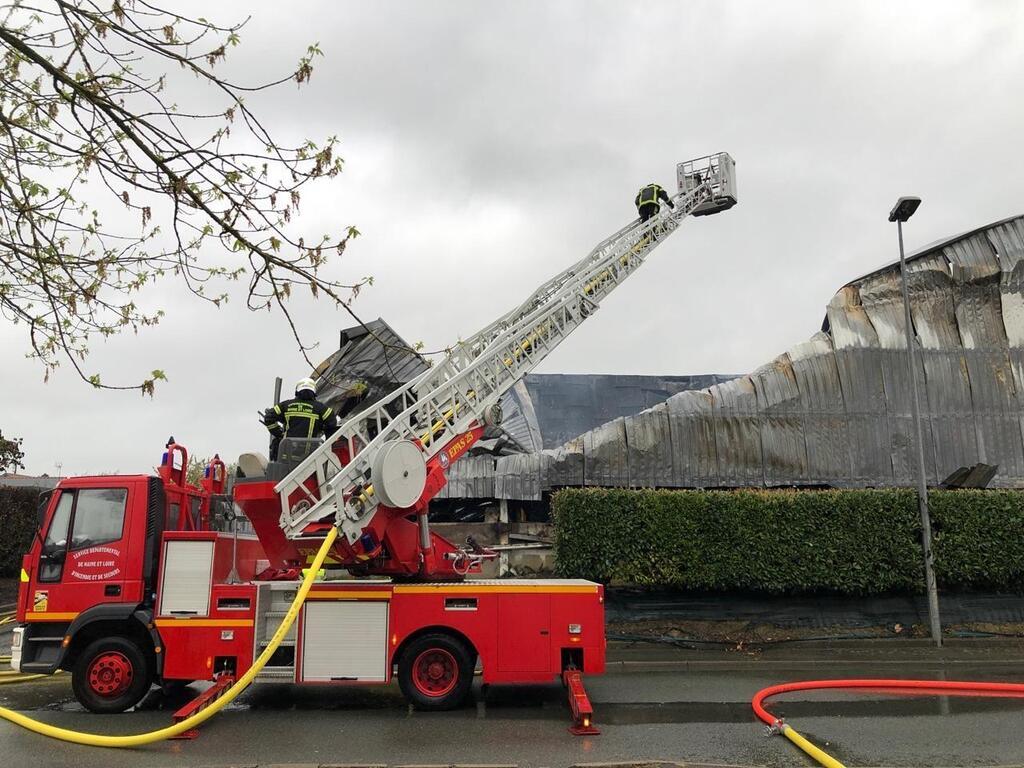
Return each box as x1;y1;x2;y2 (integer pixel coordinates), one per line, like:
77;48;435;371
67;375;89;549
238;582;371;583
4;636;1024;767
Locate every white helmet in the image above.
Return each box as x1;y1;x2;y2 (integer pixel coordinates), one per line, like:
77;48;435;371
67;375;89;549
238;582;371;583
295;377;316;396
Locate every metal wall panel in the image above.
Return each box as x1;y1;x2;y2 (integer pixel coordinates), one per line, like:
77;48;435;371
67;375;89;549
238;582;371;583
583;418;630;487
751;356;808;486
540;440;585;490
499;380;544;453
963;349;1024;482
876;350;938;485
832;347;892;485
920;349;978;480
666;389;719;487
623;403;673;487
788;333;851;484
494;453;542;500
711;377;764;487
437;455;495;499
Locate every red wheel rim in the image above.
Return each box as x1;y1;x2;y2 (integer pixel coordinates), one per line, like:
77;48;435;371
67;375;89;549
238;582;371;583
87;651;134;698
412;648;458;697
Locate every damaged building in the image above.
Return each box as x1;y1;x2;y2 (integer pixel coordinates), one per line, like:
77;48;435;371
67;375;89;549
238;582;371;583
311;214;1024;570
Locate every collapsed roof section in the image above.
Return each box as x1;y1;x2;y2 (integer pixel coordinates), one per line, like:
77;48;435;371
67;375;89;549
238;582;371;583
314;317;429;415
472;214;1024;498
512;373;736;450
312;320;734;488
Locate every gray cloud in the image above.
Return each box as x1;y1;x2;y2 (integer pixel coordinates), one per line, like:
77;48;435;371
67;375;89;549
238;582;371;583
3;0;1023;476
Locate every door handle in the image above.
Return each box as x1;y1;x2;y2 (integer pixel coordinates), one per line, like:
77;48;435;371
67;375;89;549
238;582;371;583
104;585;121;597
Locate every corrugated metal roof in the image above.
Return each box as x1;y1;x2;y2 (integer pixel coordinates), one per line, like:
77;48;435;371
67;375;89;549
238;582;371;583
843;213;1024;287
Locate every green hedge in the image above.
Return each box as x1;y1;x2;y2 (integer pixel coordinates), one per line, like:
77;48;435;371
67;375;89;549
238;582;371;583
552;488;1024;595
0;487;42;577
930;489;1024;591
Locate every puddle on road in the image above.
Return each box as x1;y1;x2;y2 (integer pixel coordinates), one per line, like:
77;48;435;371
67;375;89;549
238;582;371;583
11;678;1024;728
600;697;1024;725
161;683;1024;727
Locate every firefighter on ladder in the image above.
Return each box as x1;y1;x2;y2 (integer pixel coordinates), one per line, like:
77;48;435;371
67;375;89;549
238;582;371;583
634;182;675;226
262;377;341;461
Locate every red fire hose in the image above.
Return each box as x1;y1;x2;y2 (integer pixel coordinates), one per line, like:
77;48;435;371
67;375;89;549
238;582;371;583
753;679;1024;768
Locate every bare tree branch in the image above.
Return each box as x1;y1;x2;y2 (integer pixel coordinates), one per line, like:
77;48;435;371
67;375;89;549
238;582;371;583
0;0;375;395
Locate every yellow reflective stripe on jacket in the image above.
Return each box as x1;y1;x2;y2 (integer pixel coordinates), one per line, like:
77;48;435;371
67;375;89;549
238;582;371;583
283;404;320;438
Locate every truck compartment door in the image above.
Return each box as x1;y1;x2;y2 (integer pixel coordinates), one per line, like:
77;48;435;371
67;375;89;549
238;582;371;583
158;539;214;616
300;601;388;682
497;594;551;673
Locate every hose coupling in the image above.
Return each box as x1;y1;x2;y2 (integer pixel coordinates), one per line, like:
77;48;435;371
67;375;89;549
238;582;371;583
765;719;786;737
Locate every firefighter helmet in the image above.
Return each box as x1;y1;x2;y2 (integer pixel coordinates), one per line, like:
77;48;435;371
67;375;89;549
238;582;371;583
295;377;316;396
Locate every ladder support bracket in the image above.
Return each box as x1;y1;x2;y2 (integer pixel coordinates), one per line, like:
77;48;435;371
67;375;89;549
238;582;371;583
563;668;600;736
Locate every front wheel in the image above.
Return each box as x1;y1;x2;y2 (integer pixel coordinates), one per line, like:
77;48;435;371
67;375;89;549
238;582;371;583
397;633;474;711
71;637;153;714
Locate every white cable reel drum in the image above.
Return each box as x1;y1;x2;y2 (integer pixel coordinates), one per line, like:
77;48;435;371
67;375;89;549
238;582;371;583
371;439;428;509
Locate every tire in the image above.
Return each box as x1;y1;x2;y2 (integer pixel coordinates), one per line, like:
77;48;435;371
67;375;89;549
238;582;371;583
397;633;474;711
71;636;153;714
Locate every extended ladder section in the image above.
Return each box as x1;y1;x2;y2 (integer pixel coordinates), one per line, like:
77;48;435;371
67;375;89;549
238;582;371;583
276;153;737;546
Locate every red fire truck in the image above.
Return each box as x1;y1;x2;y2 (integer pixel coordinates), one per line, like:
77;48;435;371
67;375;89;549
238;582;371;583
9;154;737;733
11;442;605;726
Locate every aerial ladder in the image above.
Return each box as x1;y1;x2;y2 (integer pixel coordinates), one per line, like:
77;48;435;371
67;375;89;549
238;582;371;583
6;153;738;732
272;153;738;579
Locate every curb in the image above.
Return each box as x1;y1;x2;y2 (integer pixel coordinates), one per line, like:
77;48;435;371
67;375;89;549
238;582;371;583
195;764;766;768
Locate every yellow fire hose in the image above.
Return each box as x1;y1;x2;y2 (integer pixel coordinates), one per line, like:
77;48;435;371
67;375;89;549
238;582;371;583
754;678;1024;768
777;723;845;768
0;526;338;747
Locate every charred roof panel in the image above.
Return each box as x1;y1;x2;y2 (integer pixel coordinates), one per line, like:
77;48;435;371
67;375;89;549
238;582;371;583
481;214;1024;497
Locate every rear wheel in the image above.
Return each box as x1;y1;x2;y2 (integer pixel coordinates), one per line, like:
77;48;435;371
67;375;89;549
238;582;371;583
72;637;153;714
398;633;474;711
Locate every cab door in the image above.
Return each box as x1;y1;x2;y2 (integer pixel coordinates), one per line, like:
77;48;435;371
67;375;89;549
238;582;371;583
29;485;132;622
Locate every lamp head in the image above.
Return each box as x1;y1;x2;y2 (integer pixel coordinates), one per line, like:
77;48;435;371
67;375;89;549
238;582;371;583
888;196;921;223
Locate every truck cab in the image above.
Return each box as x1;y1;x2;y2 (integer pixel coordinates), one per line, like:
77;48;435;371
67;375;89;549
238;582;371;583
10;442;237;712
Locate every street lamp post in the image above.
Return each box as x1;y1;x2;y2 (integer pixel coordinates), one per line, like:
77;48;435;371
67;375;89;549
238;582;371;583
888;195;942;647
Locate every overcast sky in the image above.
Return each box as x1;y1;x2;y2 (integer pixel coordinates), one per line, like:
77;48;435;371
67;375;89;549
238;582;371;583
4;0;1024;476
